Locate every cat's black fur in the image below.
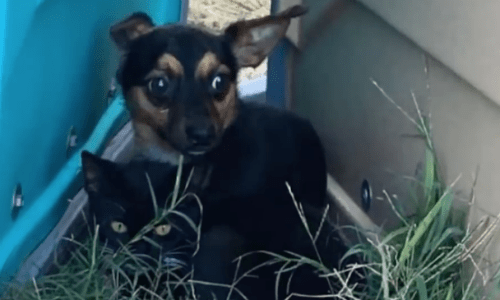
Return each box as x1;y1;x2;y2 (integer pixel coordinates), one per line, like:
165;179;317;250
81;151;200;297
81;151;364;300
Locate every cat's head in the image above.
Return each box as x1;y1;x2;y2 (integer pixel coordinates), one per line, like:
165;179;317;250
80;151;201;269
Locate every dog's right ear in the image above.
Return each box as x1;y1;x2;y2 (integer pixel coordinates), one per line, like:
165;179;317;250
224;5;308;68
110;12;155;51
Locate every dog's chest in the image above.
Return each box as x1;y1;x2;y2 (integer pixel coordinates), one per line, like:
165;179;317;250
202;112;293;199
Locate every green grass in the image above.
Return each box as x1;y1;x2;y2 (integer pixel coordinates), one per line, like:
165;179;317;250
2;227;192;300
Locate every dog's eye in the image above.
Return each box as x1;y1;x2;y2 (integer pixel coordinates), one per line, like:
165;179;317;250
211;74;229;95
148;76;170;96
111;221;128;233
154;224;172;236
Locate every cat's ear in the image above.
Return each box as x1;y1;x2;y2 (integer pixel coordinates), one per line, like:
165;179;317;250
81;151;110;194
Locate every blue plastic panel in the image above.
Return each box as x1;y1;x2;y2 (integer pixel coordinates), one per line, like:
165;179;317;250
266;0;292;110
266;39;291;109
0;0;183;283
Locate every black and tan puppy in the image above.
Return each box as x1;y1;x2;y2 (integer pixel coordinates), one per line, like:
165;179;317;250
109;5;327;210
108;7;338;299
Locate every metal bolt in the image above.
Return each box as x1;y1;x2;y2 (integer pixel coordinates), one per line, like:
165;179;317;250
66;126;78;158
11;183;24;220
107;78;117;106
361;179;372;213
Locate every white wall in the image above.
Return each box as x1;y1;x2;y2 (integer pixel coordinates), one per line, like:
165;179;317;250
360;0;500;108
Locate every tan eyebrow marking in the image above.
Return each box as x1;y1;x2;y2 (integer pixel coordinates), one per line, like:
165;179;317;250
218;64;231;75
128;87;169;127
196;52;227;79
157;53;184;76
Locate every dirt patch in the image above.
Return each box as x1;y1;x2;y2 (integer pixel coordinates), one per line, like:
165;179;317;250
187;0;271;85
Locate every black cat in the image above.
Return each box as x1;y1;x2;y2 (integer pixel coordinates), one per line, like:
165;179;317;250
81;150;200;297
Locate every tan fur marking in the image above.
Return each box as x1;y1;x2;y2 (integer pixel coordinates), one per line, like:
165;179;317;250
218;64;231;75
126;87;178;162
133;122;175;152
127;87;180;164
132;122;181;165
212;83;238;129
127;87;169;129
157;53;184;76
195;52;220;79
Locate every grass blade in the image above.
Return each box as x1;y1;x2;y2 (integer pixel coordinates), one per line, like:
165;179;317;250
423;147;435;213
399;176;461;265
171;155;185;208
445;282;453;300
435;192;454;242
416;275;428;300
145;172;159;219
418;216;439;262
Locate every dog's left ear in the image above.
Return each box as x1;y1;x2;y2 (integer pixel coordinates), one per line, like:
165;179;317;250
224;5;308;68
110;12;155;51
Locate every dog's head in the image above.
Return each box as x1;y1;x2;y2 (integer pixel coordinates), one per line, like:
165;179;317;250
110;6;307;159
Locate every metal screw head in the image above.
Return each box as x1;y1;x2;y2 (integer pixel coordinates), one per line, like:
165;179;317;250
361;179;372;213
66;126;78;158
107;78;117;106
12;183;23;207
11;183;24;220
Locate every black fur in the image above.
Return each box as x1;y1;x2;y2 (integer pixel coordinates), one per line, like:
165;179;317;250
203;101;327;206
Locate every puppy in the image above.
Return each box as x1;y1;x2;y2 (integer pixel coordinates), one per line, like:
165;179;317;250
106;7;348;299
109;5;327;211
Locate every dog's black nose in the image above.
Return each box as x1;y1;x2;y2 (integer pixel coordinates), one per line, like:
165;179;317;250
186;125;215;145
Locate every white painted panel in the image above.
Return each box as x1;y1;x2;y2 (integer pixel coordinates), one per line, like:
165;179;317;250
359;0;500;107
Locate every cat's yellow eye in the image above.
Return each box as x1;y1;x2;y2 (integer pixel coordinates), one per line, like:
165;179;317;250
110;221;128;233
154;224;172;236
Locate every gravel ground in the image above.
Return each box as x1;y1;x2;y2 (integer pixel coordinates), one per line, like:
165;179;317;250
187;0;271;85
